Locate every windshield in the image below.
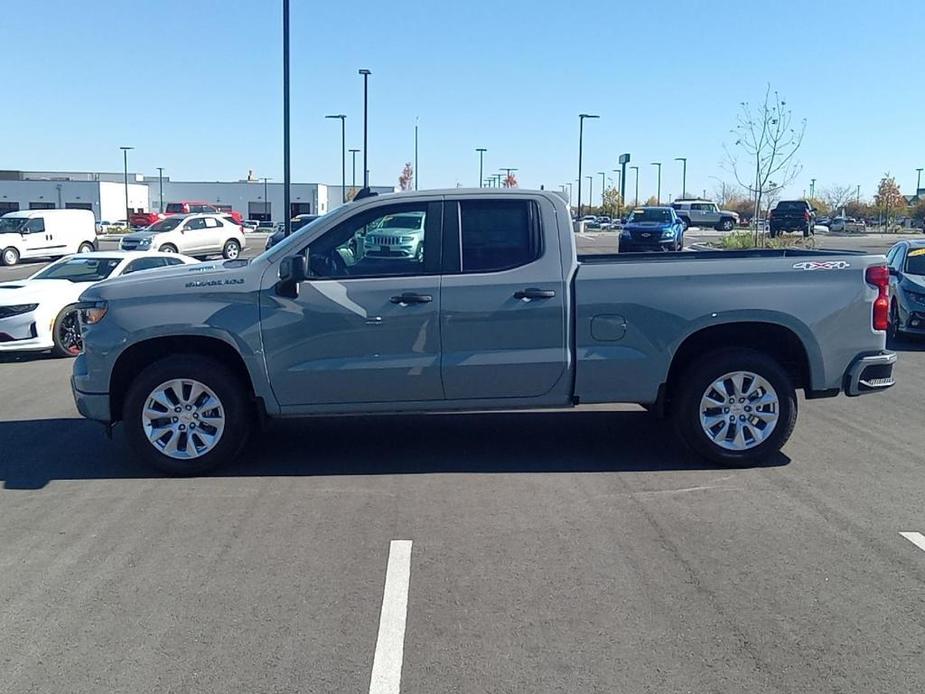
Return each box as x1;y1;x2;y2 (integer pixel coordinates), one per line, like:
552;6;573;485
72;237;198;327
0;217;26;233
148;217;183;231
906;249;925;275
165;203;185;214
32;257;121;282
377;214;423;230
628;209;672;224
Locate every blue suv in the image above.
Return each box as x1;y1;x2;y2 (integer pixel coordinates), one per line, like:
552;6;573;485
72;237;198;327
619;206;685;252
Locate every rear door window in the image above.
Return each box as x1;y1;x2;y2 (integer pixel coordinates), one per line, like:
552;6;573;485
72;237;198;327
458;200;541;273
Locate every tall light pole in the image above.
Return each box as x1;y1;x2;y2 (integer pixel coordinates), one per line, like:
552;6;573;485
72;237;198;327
349;149;360;192
650;162;662;204
598;171;607;209
810;178;816;199
566;181;573;209
358;69;371;188
261;177;272;221
325;114;347;203
414;117;419;191
577;113;599;218
282;0;291;234
119;146;133;223
630;166;640;206
586;175;594;212
674;157;687;198
156;166;164;213
916;168;923;193
476;148;487;187
856;184;861;204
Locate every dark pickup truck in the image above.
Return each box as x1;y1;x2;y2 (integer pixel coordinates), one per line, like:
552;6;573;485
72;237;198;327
769;200;815;238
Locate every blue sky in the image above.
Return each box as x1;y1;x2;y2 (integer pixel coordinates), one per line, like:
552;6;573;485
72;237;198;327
3;0;923;203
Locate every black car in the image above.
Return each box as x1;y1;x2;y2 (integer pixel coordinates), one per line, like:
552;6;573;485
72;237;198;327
768;200;815;238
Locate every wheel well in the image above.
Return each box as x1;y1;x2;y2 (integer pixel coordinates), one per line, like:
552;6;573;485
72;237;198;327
109;335;255;422
665;322;810;405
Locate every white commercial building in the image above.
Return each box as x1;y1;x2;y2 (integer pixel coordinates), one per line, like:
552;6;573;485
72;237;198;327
0;170;396;223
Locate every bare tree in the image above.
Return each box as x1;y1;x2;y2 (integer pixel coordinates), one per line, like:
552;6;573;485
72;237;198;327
821;185;856;217
502;172;519;188
398;162;414;191
725;85;806;241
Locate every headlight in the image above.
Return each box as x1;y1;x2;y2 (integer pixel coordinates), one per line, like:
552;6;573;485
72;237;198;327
620;230;631;238
907;291;925;305
78;301;108;325
0;303;38;318
137;238;152;248
399;236;414;244
661;229;676;239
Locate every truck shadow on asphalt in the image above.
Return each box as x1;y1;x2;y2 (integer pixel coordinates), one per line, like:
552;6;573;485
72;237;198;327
0;410;789;490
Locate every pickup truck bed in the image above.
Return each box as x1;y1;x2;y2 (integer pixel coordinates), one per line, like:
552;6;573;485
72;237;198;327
71;189;896;475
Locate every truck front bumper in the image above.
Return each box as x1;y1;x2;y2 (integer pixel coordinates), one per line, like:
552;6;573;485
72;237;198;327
71;379;111;423
844;351;897;396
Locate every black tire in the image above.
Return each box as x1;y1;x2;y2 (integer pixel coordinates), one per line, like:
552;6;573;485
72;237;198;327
888;301;903;341
718;218;734;232
1;246;19;266
123;355;253;475
50;304;83;358
159;244;178;254
77;241;95;254
222;239;241;260
672;348;797;467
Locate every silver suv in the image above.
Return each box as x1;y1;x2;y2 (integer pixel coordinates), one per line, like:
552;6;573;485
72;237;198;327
671;200;739;231
120;214;246;259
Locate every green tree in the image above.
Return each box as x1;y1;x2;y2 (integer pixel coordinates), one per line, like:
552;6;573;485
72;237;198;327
601;186;622;217
876;173;905;226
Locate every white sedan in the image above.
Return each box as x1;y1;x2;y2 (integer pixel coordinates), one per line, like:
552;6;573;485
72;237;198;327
0;251;196;357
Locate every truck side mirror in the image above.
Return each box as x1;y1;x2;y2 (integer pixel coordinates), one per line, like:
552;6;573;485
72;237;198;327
277;255;306;298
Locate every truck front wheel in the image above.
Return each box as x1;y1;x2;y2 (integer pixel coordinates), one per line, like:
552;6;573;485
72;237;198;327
672;348;797;466
123;355;252;475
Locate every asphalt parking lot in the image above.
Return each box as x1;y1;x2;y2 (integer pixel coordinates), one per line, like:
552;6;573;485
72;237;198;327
2;232;925;693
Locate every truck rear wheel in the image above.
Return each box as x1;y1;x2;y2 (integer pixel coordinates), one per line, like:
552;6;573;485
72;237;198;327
672;348;797;466
1;247;19;266
718;218;734;231
123;355;252;475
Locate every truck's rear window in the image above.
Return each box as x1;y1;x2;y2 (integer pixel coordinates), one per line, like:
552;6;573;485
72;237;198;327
460;200;540;273
775;201;808;211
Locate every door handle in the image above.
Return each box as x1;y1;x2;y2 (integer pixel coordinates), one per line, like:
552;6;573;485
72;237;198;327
389;292;433;305
514;288;556;300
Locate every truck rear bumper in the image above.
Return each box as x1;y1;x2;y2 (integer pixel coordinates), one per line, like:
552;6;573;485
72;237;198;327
844;351;896;396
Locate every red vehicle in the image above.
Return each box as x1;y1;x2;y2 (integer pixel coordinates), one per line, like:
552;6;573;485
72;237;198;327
128;211;164;228
165;201;244;224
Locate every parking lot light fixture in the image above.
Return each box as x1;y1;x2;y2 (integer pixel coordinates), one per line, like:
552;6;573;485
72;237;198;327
325;114;347;203
651;162;662;205
119;146;133;224
917;168;923;193
476;148;487;187
674;157;687;198
349;149;360;192
261;177;272;221
156;167;164;213
630;166;640;207
598;171;606;208
577;114;599;217
586;175;594;213
359;69;372;188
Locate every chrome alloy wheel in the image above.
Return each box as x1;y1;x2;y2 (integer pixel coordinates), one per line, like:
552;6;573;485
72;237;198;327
699;371;779;451
142;379;225;459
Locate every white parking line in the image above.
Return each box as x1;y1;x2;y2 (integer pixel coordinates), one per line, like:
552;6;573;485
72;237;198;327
900;532;925;553
369;540;413;694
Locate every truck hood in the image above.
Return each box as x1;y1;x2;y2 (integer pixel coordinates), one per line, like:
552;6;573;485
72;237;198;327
624;222;672;232
903;275;925;292
80;260;253;303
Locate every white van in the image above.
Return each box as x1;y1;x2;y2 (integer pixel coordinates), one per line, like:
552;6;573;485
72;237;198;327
0;209;98;266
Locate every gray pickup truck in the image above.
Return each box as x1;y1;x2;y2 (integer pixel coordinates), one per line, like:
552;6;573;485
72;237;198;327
71;189;896;474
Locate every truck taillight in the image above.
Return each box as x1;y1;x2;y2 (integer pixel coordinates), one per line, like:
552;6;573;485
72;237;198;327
804;210;810;221
866;265;890;331
767;210;773;219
